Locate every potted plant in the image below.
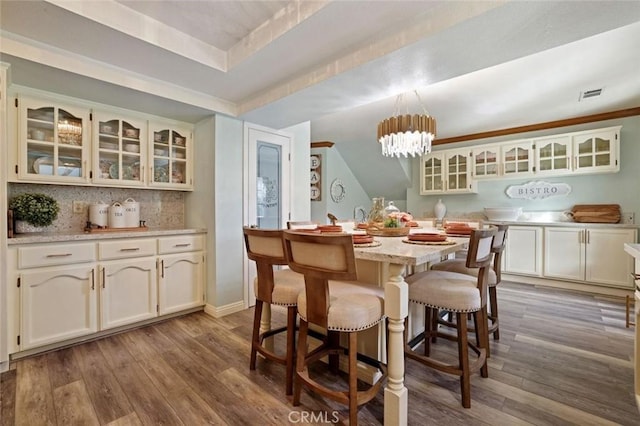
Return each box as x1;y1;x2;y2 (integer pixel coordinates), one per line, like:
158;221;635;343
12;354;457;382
9;193;60;232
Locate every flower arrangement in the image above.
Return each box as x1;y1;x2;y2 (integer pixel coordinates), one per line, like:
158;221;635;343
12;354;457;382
9;193;60;227
384;212;413;228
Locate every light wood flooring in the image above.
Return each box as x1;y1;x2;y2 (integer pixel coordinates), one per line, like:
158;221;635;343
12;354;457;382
1;281;638;425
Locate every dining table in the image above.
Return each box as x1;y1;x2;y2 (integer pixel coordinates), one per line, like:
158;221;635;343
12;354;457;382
351;230;469;426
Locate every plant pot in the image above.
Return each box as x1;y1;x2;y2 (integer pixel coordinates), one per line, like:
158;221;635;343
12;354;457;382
15;220;44;234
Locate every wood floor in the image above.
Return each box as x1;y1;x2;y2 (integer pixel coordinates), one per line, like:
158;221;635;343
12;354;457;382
1;281;637;425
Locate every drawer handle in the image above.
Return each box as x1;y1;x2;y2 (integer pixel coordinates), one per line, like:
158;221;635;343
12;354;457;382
120;247;141;252
174;243;191;248
46;253;72;258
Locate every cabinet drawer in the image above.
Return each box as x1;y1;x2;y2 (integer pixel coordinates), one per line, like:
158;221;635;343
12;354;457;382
99;239;157;260
158;235;204;254
19;243;96;269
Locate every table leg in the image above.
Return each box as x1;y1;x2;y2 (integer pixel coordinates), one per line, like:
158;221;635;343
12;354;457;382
384;263;408;426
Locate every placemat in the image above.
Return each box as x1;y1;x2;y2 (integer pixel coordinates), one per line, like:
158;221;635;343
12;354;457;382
354;241;382;248
402;239;456;246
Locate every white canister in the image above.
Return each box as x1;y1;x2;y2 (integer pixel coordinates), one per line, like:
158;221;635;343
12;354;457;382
108;202;126;228
89;201;109;227
122;198;140;228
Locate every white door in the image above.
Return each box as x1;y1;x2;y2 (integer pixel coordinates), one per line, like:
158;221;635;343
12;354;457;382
244;124;291;307
544;227;585;281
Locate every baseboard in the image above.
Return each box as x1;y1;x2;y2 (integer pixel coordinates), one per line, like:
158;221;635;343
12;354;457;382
503;274;633;298
203;300;246;318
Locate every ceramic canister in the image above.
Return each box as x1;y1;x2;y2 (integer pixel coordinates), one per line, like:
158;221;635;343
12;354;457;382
122;197;140;228
89;201;109;227
108;202;126;228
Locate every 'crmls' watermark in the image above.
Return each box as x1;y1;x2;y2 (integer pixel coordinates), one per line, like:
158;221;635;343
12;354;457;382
288;410;340;424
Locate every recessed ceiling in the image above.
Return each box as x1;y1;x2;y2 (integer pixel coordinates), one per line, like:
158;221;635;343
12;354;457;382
1;0;639;200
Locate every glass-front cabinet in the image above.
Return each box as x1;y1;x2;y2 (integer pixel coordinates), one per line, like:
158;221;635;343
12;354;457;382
420;149;476;195
572;127;619;174
534;135;571;176
149;122;192;189
18;96;90;184
92;113;147;187
471;144;500;179
501;141;534;177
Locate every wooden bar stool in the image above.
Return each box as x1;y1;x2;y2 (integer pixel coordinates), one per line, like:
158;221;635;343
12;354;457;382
243;227;305;396
282;230;386;426
404;228;496;408
430;224;508;342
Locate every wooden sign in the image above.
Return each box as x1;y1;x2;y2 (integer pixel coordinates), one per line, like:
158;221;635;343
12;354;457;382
506;181;571;200
310;154;321;201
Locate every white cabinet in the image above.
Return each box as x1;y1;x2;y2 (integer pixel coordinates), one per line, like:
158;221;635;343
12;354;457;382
544;227;636;288
11;92;194;191
158;235;205;315
534;135;571;176
572;127;619;174
92;112;147;187
21;265;97;350
501;140;535;178
8;232;206;354
420;148;477;194
16;95;91;184
149;121;193;190
98;239;158;330
503;226;543;276
471;144;500;179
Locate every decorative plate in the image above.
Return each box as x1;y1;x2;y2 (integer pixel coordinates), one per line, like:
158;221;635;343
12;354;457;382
154;166;169;182
353;241;382;248
402;238;456;246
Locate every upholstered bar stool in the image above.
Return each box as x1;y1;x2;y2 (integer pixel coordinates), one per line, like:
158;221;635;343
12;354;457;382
404;228;496;408
431;224;508;342
243;226;305;396
282;230;386;426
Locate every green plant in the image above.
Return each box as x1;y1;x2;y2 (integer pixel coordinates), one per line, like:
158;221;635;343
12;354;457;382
9;193;60;227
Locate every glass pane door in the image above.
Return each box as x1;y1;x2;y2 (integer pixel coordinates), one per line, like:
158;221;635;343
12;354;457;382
256;141;282;229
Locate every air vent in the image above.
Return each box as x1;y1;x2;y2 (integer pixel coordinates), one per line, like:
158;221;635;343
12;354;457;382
579;88;604;101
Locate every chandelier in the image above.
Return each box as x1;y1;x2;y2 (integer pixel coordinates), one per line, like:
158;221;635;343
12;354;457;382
377;90;437;158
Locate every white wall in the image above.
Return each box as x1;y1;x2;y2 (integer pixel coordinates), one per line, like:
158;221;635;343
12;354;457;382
187;115;311;310
310;145;373;224
407;116;640;220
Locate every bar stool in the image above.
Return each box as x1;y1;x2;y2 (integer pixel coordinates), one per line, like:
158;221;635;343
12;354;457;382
243;226;305;396
282;230;386;426
404;228;496;408
431;224;508;341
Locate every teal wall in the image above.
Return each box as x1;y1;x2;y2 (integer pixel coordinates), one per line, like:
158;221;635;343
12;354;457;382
407;116;640;219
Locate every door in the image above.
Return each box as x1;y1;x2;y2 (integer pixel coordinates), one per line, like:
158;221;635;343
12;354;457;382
100;259;157;330
503;226;543;276
244;124;291;306
21;265;97;350
586;228;636;288
544;227;584;281
158;253;205;315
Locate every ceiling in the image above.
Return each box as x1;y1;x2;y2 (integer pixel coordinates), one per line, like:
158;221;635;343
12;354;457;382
2;1;640;201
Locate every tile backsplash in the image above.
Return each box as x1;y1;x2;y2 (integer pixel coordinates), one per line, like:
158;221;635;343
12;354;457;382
8;183;184;232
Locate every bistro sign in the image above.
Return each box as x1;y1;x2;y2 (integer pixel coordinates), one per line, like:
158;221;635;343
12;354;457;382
506;181;571;200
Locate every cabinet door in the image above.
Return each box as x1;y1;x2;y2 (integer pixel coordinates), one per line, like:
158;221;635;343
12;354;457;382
21;265;97;350
158;252;204;315
572;128;619;174
504;226;543;276
471;145;500;179
535;136;571;176
100;259;158;330
586;228;636;288
18;96;91;184
544;227;585;281
93;113;147;186
149;122;193;190
444;150;474;193
420;153;444;194
502;141;534;177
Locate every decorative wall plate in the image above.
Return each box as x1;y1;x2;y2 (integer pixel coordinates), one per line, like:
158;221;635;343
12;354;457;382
330;178;346;203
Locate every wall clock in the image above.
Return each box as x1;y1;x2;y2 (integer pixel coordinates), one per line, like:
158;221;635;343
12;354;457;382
330;178;346;203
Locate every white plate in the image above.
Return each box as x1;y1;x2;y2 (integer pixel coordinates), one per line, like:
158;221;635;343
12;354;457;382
33;156;54;174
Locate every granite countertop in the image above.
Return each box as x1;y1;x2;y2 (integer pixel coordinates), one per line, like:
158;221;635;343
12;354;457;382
7;227;207;245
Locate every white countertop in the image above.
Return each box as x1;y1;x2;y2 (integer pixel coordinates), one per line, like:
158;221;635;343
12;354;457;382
486;220;639;229
7;227;207;245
